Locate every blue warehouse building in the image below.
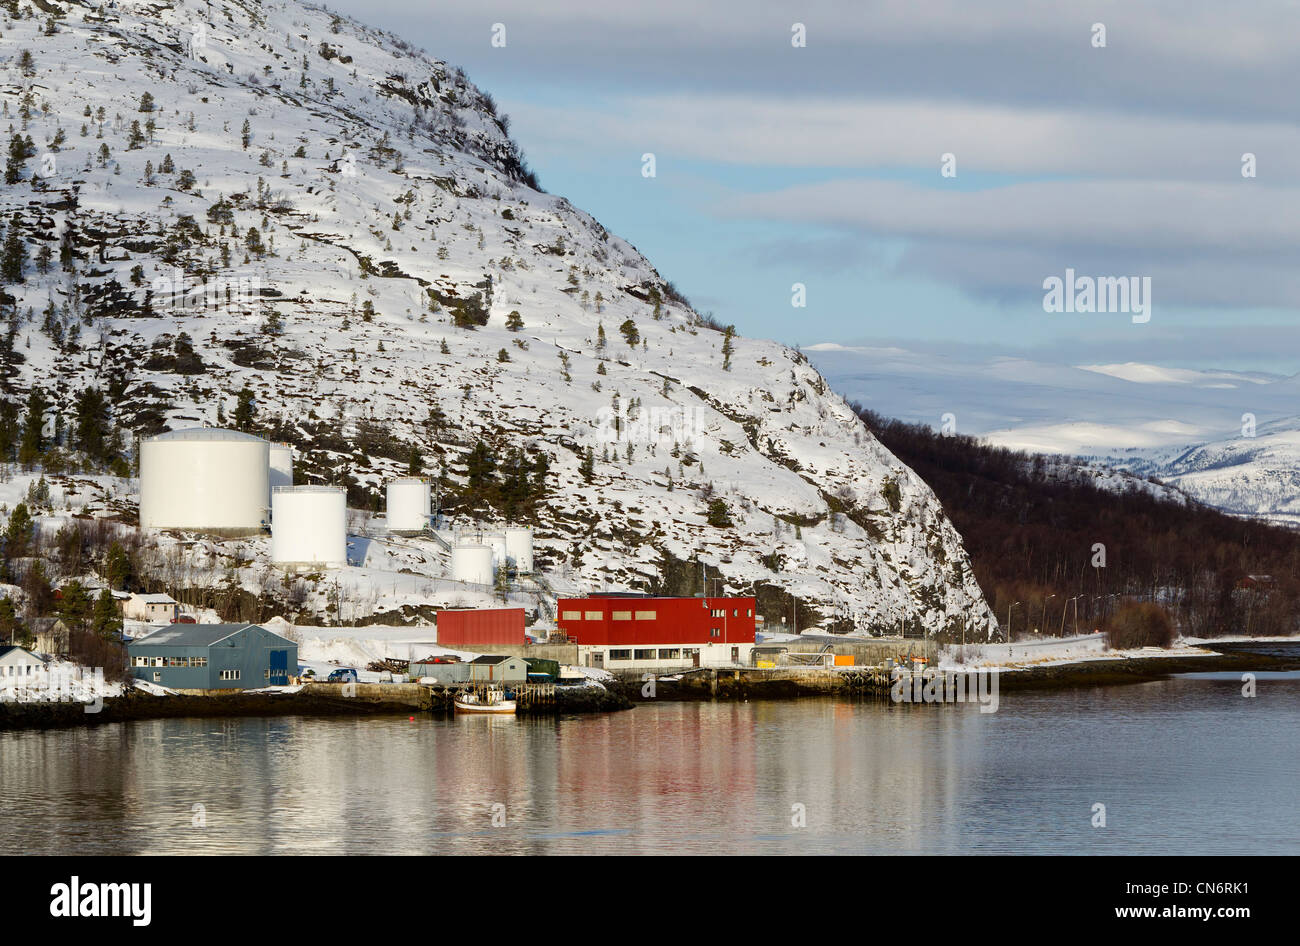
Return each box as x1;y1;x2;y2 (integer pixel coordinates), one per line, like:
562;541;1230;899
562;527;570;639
128;623;298;690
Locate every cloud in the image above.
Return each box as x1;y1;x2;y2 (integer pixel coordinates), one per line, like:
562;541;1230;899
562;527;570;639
506;93;1300;178
335;0;1300;121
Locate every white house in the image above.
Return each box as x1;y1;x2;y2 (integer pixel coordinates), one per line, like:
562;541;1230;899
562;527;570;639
0;646;47;690
122;593;180;623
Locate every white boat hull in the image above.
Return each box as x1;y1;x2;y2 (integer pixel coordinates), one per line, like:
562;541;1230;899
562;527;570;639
453;697;517;715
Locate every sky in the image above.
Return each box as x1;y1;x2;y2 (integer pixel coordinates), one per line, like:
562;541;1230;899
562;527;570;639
318;0;1300;374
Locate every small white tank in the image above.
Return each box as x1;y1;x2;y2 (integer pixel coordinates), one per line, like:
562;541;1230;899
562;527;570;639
271;486;347;569
504;526;533;573
269;442;294;498
386;477;430;532
139;428;270;533
450;544;494;585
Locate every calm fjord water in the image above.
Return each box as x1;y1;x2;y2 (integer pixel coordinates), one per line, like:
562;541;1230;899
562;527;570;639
3;667;1297;855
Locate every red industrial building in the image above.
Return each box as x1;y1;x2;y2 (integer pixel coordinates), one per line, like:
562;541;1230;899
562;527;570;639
556;595;757;670
436;607;526;646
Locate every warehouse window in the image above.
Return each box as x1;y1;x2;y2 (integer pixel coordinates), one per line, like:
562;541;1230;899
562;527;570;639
561;611;581;621
634;610;657;620
219;670;241;681
585;611;603;621
193;657;207;667
657;649;681;659
747;609;753;617
711;609;725;618
612;611;632;621
634;649;656;660
133;657;147;667
733;609;739;617
608;650;631;661
711;628;721;637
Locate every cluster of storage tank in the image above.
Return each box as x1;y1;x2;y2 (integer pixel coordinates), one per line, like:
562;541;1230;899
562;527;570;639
450;526;533;585
138;428;533;581
139;428;345;569
385;477;533;586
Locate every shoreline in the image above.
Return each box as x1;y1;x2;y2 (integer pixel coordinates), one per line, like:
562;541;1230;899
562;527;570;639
0;680;634;733
0;644;1292;730
993;646;1298;691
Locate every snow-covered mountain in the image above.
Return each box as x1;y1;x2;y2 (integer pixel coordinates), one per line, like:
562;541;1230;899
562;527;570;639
0;0;996;636
809;343;1300;526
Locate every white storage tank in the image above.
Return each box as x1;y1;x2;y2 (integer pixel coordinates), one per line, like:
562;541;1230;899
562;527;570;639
386;477;430;533
504;526;533;574
450;544;494;585
481;531;507;567
269;442;294;497
271;486;347;569
139;428;270;533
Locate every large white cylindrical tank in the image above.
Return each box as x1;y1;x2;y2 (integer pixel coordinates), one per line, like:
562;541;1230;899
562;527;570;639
139;428;270;533
450;544;494;585
386;477;430;532
504;526;533;574
271;486;347;568
480;531;507;567
269;442;294;498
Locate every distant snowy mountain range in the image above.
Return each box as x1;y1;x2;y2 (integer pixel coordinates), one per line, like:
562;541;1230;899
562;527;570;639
809;344;1300;526
0;0;996;636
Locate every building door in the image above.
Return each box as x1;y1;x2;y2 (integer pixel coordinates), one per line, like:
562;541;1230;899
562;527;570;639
732;647;739;664
269;649;288;686
592;652;604;669
691;649;700;668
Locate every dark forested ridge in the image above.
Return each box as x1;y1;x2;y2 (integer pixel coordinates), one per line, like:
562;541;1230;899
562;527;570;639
854;406;1300;640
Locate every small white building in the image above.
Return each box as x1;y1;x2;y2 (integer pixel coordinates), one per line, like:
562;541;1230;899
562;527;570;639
122;593;181;623
0;646;47;690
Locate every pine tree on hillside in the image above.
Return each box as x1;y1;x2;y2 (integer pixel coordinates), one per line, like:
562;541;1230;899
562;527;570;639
92;588;123;639
619;319;639;346
5;133;28;185
4;502;33;559
73;386;110;464
17;385;47;468
232;386;257;431
103;542;133;590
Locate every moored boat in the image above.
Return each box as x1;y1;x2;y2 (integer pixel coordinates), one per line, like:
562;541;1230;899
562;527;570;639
453;687;517;715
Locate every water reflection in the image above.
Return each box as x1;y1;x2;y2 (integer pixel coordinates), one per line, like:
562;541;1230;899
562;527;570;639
2;671;1297;855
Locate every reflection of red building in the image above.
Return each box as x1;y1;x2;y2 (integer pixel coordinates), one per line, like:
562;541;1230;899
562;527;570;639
437;607;526;646
556;596;756;670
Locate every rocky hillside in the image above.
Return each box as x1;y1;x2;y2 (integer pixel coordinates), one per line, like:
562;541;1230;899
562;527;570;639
0;0;995;637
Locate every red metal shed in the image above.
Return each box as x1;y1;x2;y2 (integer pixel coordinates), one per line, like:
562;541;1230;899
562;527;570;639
437;607;526;646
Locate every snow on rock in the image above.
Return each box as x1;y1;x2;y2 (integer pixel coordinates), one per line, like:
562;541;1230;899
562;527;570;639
0;0;996;637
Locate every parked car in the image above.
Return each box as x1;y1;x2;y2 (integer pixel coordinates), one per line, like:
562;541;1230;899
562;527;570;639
326;668;358;683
